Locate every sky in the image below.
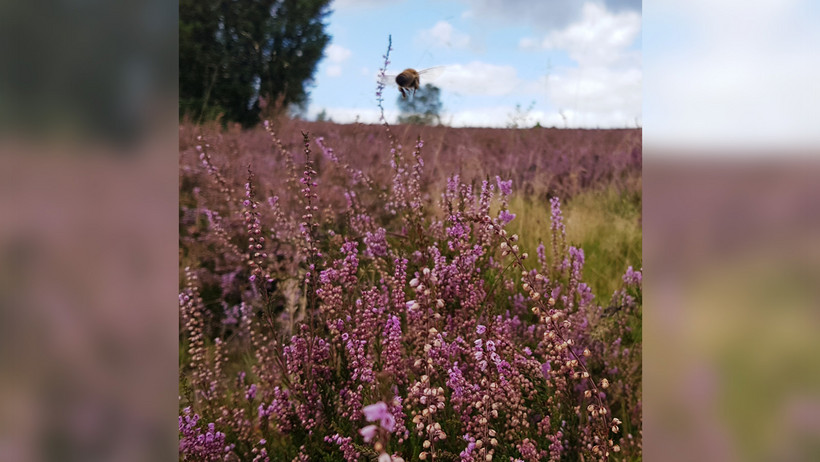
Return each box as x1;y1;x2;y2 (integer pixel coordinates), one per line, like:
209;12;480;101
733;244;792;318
307;0;643;128
642;0;820;151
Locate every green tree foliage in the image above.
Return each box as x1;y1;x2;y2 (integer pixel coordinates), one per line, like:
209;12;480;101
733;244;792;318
316;108;331;122
180;0;331;127
397;84;443;125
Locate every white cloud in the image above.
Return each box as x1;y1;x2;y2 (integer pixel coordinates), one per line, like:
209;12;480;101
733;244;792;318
333;0;407;8
435;62;520;96
441;106;634;129
540;2;641;68
443;107;510;127
417;21;471;49
515;2;642;128
306;103;635;128
518;37;538;50
534;64;641;126
326;65;343;77
464;0;639;33
307;105;400;124
644;0;820;150
464;0;581;32
326;44;352;63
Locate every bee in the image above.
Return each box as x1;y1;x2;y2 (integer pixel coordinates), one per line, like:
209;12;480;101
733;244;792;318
380;67;445;98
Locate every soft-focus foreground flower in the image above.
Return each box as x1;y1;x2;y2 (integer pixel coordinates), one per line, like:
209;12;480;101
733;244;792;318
363;401;396;432
359;424;379;442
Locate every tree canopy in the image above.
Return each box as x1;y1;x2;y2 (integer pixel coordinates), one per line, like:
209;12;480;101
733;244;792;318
180;0;332;127
397;84;443;126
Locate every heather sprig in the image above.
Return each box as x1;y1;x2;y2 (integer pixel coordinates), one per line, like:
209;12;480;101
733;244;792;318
263;120;300;198
376;34;392;122
244;166;269;284
196;135;236;207
179;407;235;461
203;209;243;261
315;135;374;190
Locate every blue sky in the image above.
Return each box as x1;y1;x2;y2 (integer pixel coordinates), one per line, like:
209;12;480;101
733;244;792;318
307;0;643;128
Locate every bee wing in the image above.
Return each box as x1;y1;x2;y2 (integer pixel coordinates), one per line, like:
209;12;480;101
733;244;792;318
378;72;400;87
417;66;446;82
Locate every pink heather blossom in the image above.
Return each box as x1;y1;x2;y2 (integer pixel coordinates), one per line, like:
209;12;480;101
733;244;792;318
624;266;642;286
496;176;513;196
499;209;516;225
359;424;379;442
363;401;396;432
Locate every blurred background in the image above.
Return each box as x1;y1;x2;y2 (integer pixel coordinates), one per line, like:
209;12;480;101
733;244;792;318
1;0;819;461
0;1;179;461
643;1;820;461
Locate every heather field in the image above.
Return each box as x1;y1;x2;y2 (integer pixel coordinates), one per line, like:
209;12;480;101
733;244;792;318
179;117;642;461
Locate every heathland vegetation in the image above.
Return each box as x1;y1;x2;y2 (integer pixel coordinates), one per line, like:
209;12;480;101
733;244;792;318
179;112;642;461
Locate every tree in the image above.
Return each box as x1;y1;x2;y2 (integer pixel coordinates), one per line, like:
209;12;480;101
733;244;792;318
506;101;536;129
397;84;442;125
180;0;332;127
316;108;332;122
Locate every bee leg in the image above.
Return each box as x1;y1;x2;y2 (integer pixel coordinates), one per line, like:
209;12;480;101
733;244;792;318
400;88;406;99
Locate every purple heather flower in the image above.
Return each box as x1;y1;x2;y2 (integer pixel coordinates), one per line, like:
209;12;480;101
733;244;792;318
381;412;396;432
460;441;477;458
542;361;551;378
359;424;378;442
364;228;388;257
476;324;486;335
363;401;396;432
245;383;257;401
496;176;513;196
623;266;642;286
498;209;516;225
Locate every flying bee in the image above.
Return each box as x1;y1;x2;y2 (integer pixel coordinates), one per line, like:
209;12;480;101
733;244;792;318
379;66;445;98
